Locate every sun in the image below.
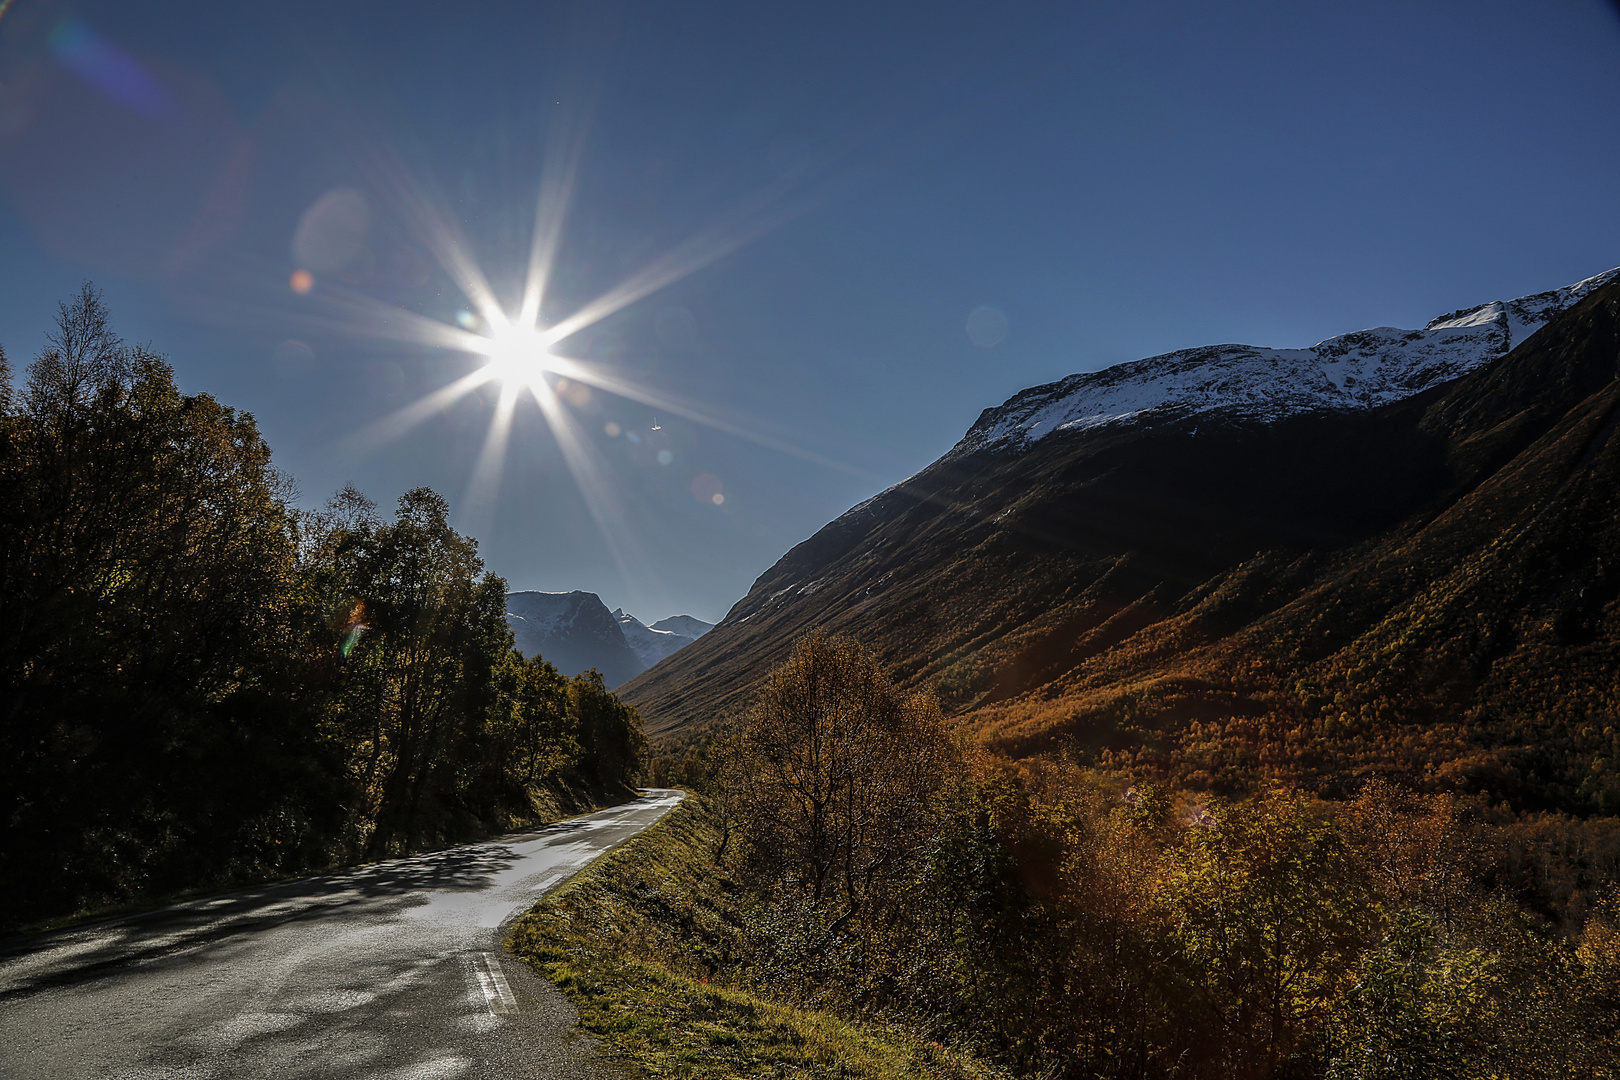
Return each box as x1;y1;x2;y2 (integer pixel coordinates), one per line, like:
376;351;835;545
332;114;875;595
482;321;553;389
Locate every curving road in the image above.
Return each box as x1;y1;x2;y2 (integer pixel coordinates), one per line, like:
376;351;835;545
0;789;683;1080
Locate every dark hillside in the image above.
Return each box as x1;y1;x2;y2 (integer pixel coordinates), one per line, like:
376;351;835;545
623;388;1464;736
621;279;1620;811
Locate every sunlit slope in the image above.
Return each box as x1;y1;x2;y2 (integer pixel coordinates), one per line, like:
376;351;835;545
973;278;1620;804
622;278;1620;810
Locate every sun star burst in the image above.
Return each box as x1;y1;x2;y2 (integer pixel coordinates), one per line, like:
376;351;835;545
481;321;554;391
321;114;882;608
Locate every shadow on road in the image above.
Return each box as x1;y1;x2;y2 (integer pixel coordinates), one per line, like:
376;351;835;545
0;816;602;1001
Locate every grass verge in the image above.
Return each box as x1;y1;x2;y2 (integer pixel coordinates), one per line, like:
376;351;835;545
506;796;1001;1080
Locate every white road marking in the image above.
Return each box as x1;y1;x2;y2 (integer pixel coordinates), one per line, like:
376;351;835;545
2;792;685;1079
468;952;517;1015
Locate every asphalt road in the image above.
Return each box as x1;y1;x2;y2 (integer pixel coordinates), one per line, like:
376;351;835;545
0;789;683;1080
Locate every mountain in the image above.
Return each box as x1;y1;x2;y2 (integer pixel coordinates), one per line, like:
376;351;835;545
954;268;1618;454
614;609;698;668
651;615;715;639
506;591;642;687
506;591;712;687
619;268;1620;812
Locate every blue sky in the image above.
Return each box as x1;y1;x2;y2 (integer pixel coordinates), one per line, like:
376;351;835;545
2;0;1618;622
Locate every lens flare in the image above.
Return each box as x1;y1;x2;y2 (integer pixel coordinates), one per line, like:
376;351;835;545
339;600;368;659
691;473;724;505
52;21;174;121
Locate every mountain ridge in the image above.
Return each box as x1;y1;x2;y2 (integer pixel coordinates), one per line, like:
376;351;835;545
952;266;1618;456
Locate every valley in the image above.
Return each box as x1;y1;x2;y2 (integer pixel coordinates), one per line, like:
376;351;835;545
6;5;1620;1077
8;269;1620;1080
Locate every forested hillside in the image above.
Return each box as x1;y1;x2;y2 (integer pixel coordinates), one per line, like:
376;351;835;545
552;636;1620;1080
0;288;648;930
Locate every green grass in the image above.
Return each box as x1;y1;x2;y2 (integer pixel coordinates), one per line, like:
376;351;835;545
505;797;1001;1080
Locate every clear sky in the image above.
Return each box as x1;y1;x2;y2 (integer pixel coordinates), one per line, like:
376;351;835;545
2;0;1619;623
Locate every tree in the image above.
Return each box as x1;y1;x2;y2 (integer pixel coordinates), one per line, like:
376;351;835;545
729;633;954;926
927;775;1169;1077
489;651;575;787
0;285;331;921
305;486;512;854
1158;790;1381;1078
0;286;653;928
1324;910;1495;1080
567;669;650;797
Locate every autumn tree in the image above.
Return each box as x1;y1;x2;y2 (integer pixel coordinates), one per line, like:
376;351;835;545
728;633;955;927
488;651;575;788
1158;790;1381;1078
0;286;653;928
303;486;514;854
927;775;1168;1076
567;668;651;798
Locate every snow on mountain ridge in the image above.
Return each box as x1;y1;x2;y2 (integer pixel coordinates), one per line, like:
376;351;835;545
613;608;696;668
954;267;1620;455
650;615;714;639
505;590;643;686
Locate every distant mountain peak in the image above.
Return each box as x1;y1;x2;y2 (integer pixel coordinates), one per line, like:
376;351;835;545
506;590;641;686
615;608;696;668
650;614;714;639
953;266;1620;456
506;592;709;684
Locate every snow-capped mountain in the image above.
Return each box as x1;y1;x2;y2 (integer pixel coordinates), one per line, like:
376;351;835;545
614;609;696;668
506;591;642;687
953;267;1620;455
506;590;711;687
619;265;1620;740
650;615;714;639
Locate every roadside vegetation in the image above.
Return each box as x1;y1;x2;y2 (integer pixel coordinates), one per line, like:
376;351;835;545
584;633;1620;1080
0;287;648;932
507;796;1003;1080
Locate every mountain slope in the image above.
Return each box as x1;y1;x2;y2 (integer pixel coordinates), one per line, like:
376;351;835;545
506;591;643;687
972;278;1620;806
620;270;1620;811
614;609;697;668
